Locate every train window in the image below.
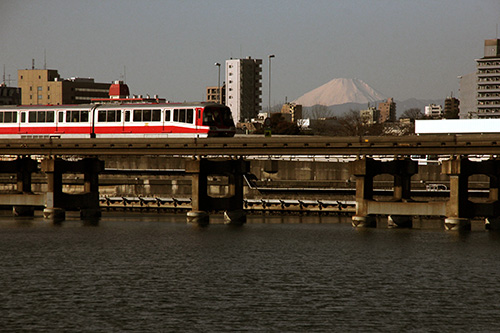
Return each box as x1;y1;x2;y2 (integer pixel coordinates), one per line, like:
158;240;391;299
173;109;179;122
152;109;161;121
99;110;121;122
165;110;171;121
28;111;54;123
67;110;89;123
125;111;130;122
186;109;194;124
59;112;64;122
132;109;159;122
21;112;26;123
81;111;89;122
133;109;142;122
179;109;186;123
0;111;17;123
98;111;106;122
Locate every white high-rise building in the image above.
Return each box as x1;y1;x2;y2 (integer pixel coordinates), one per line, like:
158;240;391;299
225;57;262;123
476;39;500;118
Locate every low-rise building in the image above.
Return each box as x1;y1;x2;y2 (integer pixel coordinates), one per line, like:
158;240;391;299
424;104;443;118
280;102;302;123
18;68;111;105
0;83;21;105
206;84;225;104
360;107;380;125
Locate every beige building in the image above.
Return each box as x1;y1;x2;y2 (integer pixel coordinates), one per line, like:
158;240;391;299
280;102;302;122
206;84;225;104
378;98;396;122
18;69;111;105
360;106;380;125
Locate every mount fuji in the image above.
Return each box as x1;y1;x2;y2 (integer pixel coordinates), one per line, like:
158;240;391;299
293;78;388;107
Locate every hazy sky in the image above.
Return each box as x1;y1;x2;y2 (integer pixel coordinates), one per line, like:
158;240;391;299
1;0;499;106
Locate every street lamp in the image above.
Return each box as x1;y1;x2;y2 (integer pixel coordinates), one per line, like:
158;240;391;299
214;62;221;104
268;54;275;115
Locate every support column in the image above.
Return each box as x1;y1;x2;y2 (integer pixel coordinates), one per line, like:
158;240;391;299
442;158;471;231
41;158;65;220
185;159;209;226
350;158;376;228
41;157;103;221
13;157;38;217
185;158;249;227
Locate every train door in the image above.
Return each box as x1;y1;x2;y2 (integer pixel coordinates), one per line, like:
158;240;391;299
19;110;25;134
195;108;202;131
125;108;133;134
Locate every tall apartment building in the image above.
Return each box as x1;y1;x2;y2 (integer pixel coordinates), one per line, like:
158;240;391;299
378;98;396;122
476;39;500;118
444;96;460;119
18;69;111;105
225;57;262;123
459;72;477;118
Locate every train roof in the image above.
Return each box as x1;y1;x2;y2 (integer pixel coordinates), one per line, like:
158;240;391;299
0;102;227;110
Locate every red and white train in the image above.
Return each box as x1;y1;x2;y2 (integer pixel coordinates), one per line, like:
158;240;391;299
0;102;236;138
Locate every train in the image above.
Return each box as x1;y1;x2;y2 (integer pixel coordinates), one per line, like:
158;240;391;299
0;102;236;138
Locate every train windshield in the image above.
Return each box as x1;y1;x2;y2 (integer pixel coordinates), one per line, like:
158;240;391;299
202;106;235;127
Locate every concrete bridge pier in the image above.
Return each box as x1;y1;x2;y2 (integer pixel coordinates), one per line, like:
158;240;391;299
9;157;39;217
41;157;104;221
186;158;249;226
350;157;417;228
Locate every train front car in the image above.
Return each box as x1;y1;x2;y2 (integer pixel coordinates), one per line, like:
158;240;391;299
201;104;236;137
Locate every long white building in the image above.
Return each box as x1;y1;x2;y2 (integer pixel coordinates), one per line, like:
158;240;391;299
225;57;262;123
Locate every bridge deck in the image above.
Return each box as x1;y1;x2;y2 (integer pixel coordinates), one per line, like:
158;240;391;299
0;134;499;156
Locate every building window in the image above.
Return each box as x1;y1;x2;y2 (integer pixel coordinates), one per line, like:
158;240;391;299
37;86;42;91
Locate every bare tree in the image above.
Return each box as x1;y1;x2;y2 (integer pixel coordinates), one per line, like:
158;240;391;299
310;105;333;119
399;108;423;121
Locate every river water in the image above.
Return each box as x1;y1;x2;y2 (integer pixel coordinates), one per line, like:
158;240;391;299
1;212;500;332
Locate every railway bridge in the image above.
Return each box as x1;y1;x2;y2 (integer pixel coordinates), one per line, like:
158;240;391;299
2;134;500;230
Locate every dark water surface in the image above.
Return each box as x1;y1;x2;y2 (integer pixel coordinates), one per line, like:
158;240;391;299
1;213;500;332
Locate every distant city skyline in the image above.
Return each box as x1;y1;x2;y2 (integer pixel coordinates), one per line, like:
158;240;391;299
1;0;499;106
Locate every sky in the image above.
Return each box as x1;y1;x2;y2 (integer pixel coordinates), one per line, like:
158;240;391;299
1;0;499;107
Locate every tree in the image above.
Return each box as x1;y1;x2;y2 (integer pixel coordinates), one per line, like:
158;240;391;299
310;105;334;119
399;108;423;121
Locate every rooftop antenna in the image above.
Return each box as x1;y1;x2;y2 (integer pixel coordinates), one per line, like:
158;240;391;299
32;59;35;70
2;65;5;85
44;49;47;70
